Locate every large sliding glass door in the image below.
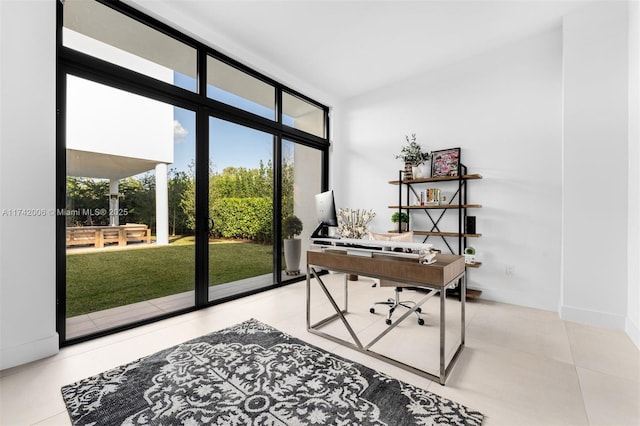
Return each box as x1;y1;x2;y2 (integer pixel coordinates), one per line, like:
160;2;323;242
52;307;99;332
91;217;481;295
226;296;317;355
64;76;196;339
207;118;275;301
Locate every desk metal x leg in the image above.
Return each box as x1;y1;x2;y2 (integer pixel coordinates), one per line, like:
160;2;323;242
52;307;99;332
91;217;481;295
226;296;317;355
307;265;466;385
306;266;363;349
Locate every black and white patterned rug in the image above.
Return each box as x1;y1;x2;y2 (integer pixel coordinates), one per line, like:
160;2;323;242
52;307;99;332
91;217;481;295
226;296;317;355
61;319;483;425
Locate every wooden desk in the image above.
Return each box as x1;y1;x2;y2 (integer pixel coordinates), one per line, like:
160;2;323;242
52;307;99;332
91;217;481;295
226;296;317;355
306;248;466;385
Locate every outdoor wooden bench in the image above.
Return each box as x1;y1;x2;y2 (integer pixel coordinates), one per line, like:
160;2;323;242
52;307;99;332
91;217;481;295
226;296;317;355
101;228;122;246
122;224;151;245
66;228;100;247
66;224;151;248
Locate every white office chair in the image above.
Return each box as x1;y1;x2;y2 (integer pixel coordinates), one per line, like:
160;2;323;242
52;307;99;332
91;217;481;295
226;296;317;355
370;279;425;325
366;231;425;325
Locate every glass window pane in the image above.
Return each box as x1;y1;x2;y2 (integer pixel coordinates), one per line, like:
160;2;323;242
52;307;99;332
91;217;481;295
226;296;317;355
65;75;196;339
208;117;275;300
207;56;275;120
63;0;197;92
282;92;325;138
281;140;322;281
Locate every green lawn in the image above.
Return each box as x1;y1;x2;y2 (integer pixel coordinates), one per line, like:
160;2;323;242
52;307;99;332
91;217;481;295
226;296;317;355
66;238;276;317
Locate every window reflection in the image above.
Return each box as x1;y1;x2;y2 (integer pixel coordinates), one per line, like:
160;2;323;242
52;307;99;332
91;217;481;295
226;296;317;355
282;93;325;138
63;0;197;92
207;56;275;120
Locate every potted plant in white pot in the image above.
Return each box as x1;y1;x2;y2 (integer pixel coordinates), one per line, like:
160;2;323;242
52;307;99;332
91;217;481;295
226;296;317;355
283;215;303;275
391;211;409;232
394;133;431;179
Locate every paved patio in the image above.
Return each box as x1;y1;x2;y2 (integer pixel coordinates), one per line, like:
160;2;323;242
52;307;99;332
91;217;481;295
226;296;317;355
65;272;299;339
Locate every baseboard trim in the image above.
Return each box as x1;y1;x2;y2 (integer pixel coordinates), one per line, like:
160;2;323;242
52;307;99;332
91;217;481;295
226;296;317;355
625;318;640;350
560;305;627;330
0;333;59;371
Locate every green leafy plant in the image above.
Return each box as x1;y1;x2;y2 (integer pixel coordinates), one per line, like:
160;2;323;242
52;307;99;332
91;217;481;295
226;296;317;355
211;197;273;242
394;134;431;166
283;215;303;239
391;211;409;224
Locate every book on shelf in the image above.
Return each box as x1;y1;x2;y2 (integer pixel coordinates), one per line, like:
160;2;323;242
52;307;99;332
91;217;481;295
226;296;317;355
418;188;441;206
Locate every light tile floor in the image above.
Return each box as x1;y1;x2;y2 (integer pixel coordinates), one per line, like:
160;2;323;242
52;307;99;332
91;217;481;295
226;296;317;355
1;274;638;425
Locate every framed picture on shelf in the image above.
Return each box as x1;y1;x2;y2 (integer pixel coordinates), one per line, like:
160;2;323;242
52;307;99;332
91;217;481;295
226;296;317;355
431;148;461;177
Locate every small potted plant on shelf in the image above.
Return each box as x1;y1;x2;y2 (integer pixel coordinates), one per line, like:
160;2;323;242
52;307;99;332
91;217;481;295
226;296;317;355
283;215;303;275
391;211;409;232
394;133;431;179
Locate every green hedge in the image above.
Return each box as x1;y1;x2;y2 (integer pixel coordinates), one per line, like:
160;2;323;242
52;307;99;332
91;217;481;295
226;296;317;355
212;197;273;242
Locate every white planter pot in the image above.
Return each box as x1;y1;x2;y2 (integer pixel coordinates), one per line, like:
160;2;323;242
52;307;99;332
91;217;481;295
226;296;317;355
413;164;431;179
394;222;408;232
283;238;301;275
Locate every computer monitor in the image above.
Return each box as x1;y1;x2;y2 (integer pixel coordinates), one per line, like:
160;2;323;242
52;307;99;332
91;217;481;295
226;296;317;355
311;190;339;238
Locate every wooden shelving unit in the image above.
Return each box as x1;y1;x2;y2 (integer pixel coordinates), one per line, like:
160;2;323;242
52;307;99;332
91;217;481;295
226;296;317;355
390;168;484;299
389;173;483;185
388;204;483;209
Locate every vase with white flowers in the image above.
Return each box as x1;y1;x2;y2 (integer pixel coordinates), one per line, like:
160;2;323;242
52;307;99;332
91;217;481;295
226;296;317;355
337;208;376;239
337;207;376;281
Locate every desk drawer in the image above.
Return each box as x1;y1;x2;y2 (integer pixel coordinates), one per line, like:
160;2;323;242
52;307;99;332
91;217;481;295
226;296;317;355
307;250;464;287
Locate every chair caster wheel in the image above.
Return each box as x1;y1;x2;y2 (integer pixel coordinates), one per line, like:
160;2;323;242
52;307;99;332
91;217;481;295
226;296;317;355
418;318;425;326
385;319;392;325
416;307;422;313
369;308;375;314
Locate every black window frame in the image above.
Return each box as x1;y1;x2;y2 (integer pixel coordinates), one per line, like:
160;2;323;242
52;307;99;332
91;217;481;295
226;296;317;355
56;0;330;346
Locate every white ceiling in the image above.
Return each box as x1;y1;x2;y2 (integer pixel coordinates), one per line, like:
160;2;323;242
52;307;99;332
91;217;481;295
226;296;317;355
128;0;594;103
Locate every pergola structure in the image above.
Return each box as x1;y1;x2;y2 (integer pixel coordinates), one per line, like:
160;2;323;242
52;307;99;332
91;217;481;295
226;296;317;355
65;31;174;246
66;148;170;246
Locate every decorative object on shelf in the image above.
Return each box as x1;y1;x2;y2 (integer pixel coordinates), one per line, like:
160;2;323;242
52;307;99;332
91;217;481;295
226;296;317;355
414;163;431;179
404;162;413;180
420;188;441;205
283;215;303;275
464;247;476;265
465;216;476;234
391;211;409;232
337;208;376;239
431;147;461;177
395;134;431;179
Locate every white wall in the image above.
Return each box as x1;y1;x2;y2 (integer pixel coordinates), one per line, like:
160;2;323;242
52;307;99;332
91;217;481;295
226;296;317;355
627;0;639;347
0;0;58;369
334;27;564;311
562;1;631;330
334;2;637;342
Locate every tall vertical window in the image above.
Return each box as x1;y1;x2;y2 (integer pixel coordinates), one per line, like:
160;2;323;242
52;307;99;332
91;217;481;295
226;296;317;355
281;140;322;281
207;118;275;300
